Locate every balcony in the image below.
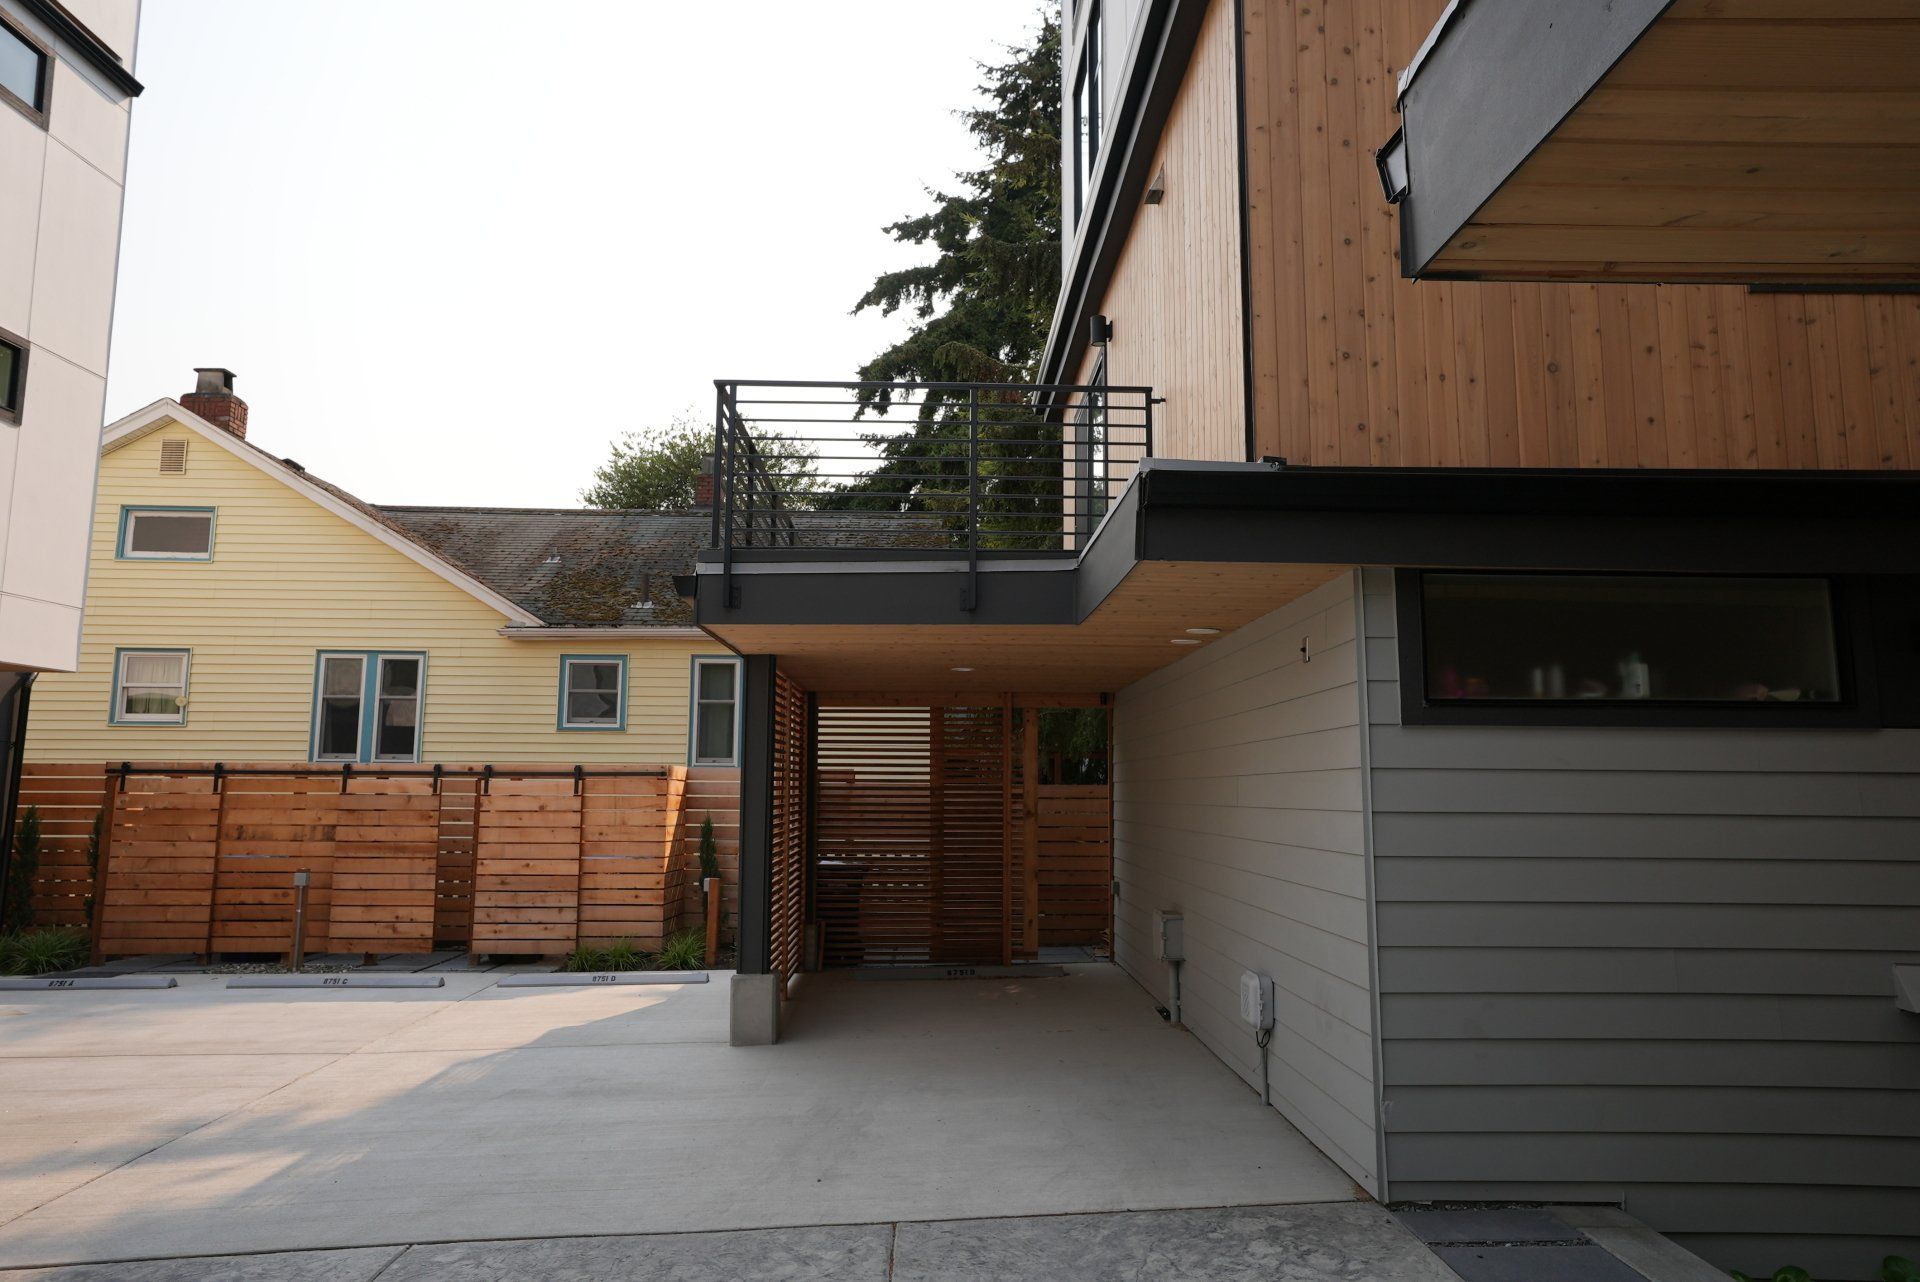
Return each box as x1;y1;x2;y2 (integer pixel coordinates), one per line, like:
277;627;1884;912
710;380;1154;570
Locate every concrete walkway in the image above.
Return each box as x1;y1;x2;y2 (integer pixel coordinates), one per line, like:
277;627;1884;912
0;964;1359;1269
0;1203;1461;1281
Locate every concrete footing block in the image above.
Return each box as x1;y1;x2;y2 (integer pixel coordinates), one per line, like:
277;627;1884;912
730;971;781;1045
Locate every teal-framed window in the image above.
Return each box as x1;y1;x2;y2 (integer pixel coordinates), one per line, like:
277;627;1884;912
558;654;627;731
689;655;742;767
110;648;190;726
310;651;426;763
117;506;216;561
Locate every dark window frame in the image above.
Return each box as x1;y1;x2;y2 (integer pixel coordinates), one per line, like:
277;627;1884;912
1394;568;1881;729
0;326;26;425
1071;0;1101;226
0;9;51;128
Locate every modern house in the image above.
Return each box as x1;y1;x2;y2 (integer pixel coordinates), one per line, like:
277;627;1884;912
25;375;748;772
696;1;1920;1277
0;0;142;877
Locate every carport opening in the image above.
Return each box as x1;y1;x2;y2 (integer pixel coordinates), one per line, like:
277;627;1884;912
768;679;1113;976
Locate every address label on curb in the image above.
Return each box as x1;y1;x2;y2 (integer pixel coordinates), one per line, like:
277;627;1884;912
0;975;179;990
227;974;446;989
497;971;711;988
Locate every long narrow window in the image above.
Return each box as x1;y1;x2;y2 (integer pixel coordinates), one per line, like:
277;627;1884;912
1072;1;1101;223
690;657;741;766
0;329;25;425
560;655;626;730
112;649;190;725
313;652;424;762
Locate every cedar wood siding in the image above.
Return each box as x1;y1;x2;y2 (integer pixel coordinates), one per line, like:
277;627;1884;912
1070;0;1247;464
1358;569;1920;1280
1241;0;1920;471
27;425;714;765
1112;573;1381;1192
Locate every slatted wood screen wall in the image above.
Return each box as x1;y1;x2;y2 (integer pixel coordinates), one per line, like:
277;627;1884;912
813;702;1012;967
1034;785;1112;948
17;763;109;928
70;764;700;961
769;673;808;980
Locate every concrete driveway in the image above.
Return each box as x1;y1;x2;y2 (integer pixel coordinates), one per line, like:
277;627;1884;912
0;964;1365;1269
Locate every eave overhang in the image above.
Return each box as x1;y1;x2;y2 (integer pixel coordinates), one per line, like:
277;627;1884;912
1383;0;1920;285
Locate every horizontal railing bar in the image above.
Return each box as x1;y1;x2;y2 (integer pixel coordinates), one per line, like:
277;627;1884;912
718;378;1155;394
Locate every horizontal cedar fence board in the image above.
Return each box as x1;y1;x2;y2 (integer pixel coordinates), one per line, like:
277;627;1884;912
1035;785;1113;947
36;762;734;961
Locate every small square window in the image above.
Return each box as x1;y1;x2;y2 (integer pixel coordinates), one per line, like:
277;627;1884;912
560;656;626;730
0;331;24;425
120;507;215;560
0;14;49;123
113;650;190;725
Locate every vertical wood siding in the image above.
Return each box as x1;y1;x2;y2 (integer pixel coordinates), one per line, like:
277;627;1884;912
1358;567;1920;1279
1072;0;1247;463
1111;573;1379;1191
1241;0;1920;472
26;427;710;764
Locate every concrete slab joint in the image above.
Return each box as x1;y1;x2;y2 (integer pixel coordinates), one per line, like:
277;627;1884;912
729;971;780;1045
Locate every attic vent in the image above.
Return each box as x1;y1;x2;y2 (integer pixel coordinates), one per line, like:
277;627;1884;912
158;439;188;474
543;555;561;564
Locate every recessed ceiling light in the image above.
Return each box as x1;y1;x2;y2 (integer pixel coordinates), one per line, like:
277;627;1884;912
1170;638;1202;646
951;666;975;672
1185;626;1221;636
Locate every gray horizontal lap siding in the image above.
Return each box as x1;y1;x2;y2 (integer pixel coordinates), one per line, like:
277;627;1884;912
1359;567;1920;1280
1112;573;1381;1193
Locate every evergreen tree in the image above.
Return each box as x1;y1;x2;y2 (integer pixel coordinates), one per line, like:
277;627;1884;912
830;14;1065;543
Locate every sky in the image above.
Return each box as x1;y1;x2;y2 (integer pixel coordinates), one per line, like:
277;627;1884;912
105;0;1048;507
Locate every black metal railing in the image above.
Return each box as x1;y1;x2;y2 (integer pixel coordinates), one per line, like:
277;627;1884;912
712;379;1154;572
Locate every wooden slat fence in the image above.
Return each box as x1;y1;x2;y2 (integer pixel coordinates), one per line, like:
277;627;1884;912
769;673;808;980
1034;785;1112;948
24;762;731;962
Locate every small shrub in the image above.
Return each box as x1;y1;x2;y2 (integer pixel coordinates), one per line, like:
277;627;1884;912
4;804;42;933
697;814;720;882
1732;1270;1813;1282
654;927;707;970
600;939;643;971
563;943;610;972
1885;1258;1919;1282
0;926;89;976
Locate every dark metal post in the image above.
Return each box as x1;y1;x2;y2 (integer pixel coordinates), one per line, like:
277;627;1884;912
720;384;737;609
735;655;778;975
711;383;726;551
0;673;34;922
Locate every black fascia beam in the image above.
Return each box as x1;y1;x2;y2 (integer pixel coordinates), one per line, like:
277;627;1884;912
734;655;777;976
1135;465;1920;576
15;0;141;95
695;564;1082;628
1392;0;1670;278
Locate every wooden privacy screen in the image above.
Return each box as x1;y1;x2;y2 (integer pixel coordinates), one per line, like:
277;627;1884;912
813;702;1016;967
471;770;687;958
17;763;109;928
82;763;695;961
1034;785;1112;948
769;673;808;980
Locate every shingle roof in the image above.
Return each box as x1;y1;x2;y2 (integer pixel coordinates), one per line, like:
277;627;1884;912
379;507;708;627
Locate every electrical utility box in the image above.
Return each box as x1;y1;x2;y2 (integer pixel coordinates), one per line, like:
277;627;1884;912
1239;970;1275;1032
1153;910;1184;961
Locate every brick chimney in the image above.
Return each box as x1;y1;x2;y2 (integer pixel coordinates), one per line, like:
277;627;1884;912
181;367;248;439
692;453;716;511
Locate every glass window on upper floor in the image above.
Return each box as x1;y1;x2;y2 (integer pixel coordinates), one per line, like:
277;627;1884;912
0;12;48;122
1072;1;1101;225
119;507;216;560
0;333;22;425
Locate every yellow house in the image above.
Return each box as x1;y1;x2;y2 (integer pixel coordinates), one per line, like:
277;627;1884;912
26;373;742;769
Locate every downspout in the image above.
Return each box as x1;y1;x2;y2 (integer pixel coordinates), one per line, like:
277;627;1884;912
0;674;35;918
1232;0;1258;461
1351;570;1392;1203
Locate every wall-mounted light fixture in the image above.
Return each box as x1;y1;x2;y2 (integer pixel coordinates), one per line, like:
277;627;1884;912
1088;314;1113;347
1144;165;1167;205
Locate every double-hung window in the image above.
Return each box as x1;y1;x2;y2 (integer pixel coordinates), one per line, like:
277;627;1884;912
119;507;215;560
0;329;25;425
0;12;49;127
559;655;626;731
690;657;741;766
112;649;190;725
313;652;425;762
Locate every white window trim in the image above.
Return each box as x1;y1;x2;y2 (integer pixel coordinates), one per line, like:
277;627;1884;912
689;656;743;767
560;655;626;731
372;654;425;763
312;653;368;762
120;507;215;561
112;649;190;725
